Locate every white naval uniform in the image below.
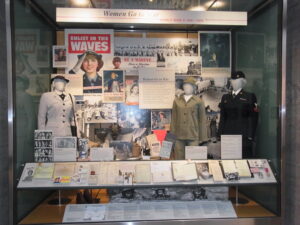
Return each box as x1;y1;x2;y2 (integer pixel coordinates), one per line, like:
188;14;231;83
38;91;75;137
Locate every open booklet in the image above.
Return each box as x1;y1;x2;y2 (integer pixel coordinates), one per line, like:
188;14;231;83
172;162;198;181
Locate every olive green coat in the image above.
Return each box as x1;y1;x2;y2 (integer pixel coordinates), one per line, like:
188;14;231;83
170;95;208;141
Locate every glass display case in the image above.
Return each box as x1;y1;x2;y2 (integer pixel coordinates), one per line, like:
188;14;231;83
12;0;283;224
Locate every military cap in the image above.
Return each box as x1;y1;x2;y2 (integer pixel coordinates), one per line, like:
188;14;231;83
231;71;246;80
183;76;196;86
78;50;102;60
51;75;69;83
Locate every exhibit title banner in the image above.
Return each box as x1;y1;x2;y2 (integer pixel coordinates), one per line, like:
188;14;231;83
56;8;247;26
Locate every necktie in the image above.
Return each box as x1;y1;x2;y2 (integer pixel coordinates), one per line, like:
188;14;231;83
59;93;65;100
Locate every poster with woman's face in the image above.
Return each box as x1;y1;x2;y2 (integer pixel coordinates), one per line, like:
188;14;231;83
125;76;139;105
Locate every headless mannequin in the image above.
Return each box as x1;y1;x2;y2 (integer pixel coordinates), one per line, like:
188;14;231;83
230;78;246;96
183;83;194;102
219;77;258;158
38;79;75;137
54;80;67;95
171;82;208;160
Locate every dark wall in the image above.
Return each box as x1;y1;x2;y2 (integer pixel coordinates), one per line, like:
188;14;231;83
285;0;300;224
0;0;11;225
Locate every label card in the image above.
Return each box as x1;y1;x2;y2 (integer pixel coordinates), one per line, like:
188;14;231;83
90;148;114;161
221;135;242;159
185;146;208;160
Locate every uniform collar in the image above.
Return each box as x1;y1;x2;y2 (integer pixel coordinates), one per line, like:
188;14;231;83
232;89;243;96
179;94;197;102
54;90;67;96
84;73;99;83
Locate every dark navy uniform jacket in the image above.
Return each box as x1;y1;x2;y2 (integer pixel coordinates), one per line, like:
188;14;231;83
218;90;258;140
83;74;102;93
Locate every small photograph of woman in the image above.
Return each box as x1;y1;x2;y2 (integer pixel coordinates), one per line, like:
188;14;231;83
103;70;125;103
53;46;68;68
82;50;104;94
151;110;171;130
125;76;139;105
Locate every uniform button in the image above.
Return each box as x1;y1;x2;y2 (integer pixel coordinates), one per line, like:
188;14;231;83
63;103;65;106
62;121;65;123
63;115;65;117
184;113;186;115
63;110;65;112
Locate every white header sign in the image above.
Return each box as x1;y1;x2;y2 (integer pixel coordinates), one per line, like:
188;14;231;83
57;8;247;26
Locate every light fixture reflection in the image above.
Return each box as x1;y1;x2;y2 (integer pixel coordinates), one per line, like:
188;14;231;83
72;0;90;7
189;6;206;11
205;0;225;8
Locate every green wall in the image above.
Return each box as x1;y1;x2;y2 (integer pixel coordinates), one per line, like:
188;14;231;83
233;2;281;214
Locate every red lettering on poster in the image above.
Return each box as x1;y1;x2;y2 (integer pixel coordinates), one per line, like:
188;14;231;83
68;34;111;54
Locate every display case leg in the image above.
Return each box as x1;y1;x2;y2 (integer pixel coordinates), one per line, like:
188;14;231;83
235;186;239;206
58;190;61;206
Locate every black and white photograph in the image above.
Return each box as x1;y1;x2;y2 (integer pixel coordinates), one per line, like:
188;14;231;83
151;110;171;131
114;36;199;73
34;130;53;140
117;104;151;129
34;148;53;162
53;45;68;68
53;137;77;161
22;166;36;182
115;37;198;57
196;163;211;180
103;70;125;103
34;130;53;162
54;137;77;149
83;95;117;123
199;32;231;68
125;76;139;105
78;138;89;154
109;141;133;160
34;140;52;148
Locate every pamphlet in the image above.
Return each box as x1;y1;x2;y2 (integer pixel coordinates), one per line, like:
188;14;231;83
159;141;173;159
134;164;151;183
33;163;54;179
172;162;198;181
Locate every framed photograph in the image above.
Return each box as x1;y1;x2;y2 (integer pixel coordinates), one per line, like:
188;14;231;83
53;137;77;162
125;76;139;105
198;31;231;68
53;45;68;68
83;95;117;123
151;109;171;131
198;31;231;77
103;70;125;103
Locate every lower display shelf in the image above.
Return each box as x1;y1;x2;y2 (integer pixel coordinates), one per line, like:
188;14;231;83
17;159;277;189
19;188;276;224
